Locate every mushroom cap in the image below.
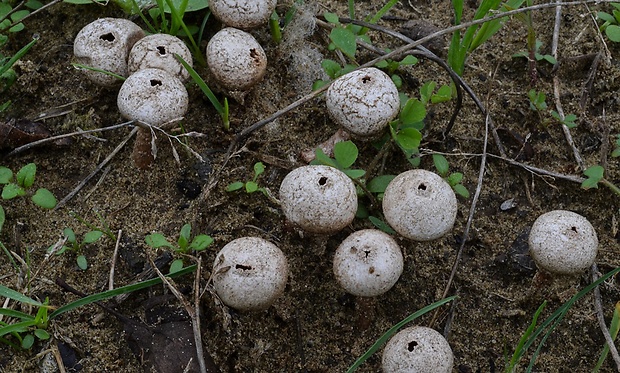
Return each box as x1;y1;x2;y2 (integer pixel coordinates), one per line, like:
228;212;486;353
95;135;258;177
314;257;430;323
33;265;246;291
279;165;357;234
382;169;457;241
333;229;403;297
212;237;288;311
209;0;277;29
128;33;193;81
206;27;267;91
528;210;598;275
74;18;145;87
382;326;454;373
117;68;188;126
326;67;400;137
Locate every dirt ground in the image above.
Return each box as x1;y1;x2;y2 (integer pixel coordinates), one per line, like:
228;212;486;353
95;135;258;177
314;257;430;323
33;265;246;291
1;0;620;372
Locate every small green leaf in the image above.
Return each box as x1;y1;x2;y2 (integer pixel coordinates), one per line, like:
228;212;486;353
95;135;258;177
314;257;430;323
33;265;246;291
432;154;450;176
400;99;426;126
321;59;342;79
253;162;265;178
34;328;49;340
10;10;29;23
400;55;418;65
344;169;366;179
77;255;88;270
245;181;259;193
598;11;616;23
367;175;396;193
0;167;12;184
63;228;76;244
329;26;357;58
178;223;191;249
391;74;402;89
431;85;453;103
226;182;244;192
190;234;214;251
447;172;463;185
312;148;338;168
2;183;24;199
612;147;620;158
334;141;358;169
608;25;620;42
145;233;174;249
16;163;36;188
420;81;436;104
22;334;35;349
452;184;470;198
369;216;396;234
323;12;339;24
581;165;604;190
396;128;422;150
0;205;4;233
83;230;103;244
169;259;184;274
32;188;57;209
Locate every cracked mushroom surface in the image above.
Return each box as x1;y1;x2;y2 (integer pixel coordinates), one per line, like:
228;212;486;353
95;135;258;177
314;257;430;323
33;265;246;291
209;0;277;29
206;27;267;91
73;18;145;87
212;237;288;311
127;33;193;81
326;67;400;137
279;165;357;234
382;169;457;241
528;210;598;275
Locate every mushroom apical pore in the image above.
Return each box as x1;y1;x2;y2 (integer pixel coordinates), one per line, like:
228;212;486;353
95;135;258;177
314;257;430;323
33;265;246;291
206;27;267;91
128;33;193;81
209;0;277;29
74;18;145;87
212;237;288;311
279;165;357;234
333;229;404;297
528;210;598;275
382;169;457;241
326;67;400;137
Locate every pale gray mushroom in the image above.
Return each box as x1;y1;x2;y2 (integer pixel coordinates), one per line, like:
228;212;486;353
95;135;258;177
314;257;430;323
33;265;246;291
528;210;598;275
210;0;277;29
74;18;145;87
206;27;267;91
117;68;188;169
333;229;403;297
382;169;457;241
326;67;400;137
212;237;288;311
279;165;357;234
127;33;193;81
382;326;454;373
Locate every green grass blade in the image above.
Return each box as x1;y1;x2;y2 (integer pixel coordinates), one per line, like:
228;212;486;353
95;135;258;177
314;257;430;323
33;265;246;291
346;295;457;373
0;320;35;338
50;265;196;319
0;308;35;321
507;300;546;371
0;285;46;308
175;54;226;121
593;301;620;372
0;36;38;76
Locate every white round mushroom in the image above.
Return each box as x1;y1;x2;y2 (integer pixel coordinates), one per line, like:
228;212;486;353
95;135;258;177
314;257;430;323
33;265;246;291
127;33;193;81
333;229;403;297
279;165;357;234
382;326;454;373
206;27;267;91
382;169;457;241
117;68;188;126
326;67;400;137
209;0;277;29
74;18;145;87
528;210;598;275
212;237;288;311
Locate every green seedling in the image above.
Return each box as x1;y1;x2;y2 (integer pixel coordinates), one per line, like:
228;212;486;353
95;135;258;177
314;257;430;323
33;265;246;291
388;97;425;166
597;3;620;42
513;39;557;65
48;228;103;270
580;165;620;195
311;140;366;179
70;210;116;242
527;89;578;128
593;301;620;371
346;295;457;372
145;223;213;273
227;162;271;196
432;154;470;198
0;35;38;110
0;163;57;209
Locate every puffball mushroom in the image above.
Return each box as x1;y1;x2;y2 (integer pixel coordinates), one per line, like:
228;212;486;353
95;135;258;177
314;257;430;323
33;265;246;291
382;169;457;241
206;27;267;91
117;68;189;169
212;237;288;311
74;18;145;87
326;67;400;137
279;165;357;234
333;229;403;297
382;326;454;373
127;33;193;82
209;0;277;29
528;210;598;275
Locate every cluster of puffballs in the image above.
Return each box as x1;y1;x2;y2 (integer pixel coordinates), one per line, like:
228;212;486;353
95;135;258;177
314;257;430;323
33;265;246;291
73;7;600;371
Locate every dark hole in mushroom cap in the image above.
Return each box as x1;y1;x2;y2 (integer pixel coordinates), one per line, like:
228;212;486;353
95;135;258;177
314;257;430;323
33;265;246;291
571;226;578;233
235;264;252;270
407;340;418;352
157;46;166;55
250;48;260;63
318;176;328;185
150;79;162;86
364;250;371;259
418;183;427;190
100;32;115;42
361;75;372;83
368;266;375;274
350;246;357;254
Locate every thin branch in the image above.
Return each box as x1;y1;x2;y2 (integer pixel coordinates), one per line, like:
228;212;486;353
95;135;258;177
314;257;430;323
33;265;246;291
591;263;620;371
